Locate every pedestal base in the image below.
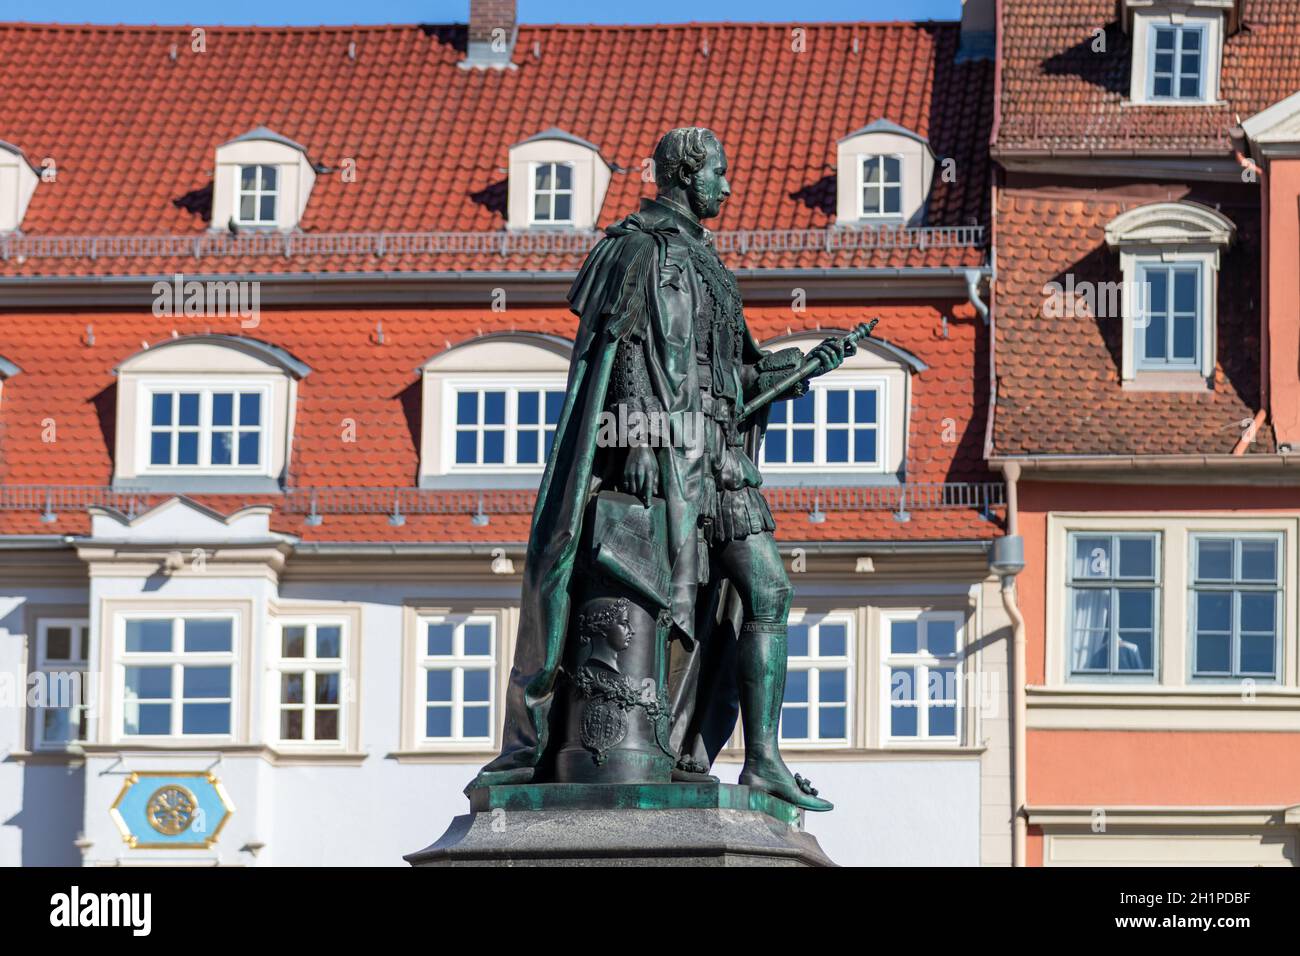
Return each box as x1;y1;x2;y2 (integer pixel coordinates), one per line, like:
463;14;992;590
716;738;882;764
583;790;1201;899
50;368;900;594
405;782;835;867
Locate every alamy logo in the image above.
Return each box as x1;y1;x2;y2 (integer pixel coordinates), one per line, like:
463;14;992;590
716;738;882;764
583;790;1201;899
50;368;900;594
152;273;260;327
49;886;151;936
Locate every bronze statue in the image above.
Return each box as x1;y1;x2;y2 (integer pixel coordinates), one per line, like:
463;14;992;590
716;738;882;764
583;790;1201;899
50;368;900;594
472;127;873;812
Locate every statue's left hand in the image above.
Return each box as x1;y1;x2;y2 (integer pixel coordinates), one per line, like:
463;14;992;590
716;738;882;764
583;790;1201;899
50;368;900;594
808;336;856;376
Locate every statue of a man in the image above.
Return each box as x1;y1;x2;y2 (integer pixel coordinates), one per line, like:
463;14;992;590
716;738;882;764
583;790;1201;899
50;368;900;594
473;127;851;811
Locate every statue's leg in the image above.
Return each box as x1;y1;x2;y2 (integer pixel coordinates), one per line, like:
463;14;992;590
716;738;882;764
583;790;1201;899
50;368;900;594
718;532;833;812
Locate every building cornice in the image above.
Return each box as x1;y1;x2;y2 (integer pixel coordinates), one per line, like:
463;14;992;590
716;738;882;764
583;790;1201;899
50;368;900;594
989;454;1300;484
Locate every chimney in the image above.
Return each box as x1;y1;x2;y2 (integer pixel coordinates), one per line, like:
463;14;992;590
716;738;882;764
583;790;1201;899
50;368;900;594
957;0;995;62
463;0;517;70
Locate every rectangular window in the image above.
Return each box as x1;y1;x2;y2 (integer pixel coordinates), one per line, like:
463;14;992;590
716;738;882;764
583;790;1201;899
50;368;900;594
419;616;495;743
274;621;345;743
762;379;883;470
33;618;90;749
147;388;264;470
119;616;235;738
452;386;563;468
531;163;573;224
780;614;852;745
1191;535;1281;680
237;164;278;224
1137;262;1200;367
884;613;962;741
1150;24;1205;101
861;155;902;217
1067;533;1159;679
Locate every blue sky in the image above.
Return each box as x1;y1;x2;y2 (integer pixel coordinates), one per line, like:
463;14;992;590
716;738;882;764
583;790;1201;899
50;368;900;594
10;0;962;26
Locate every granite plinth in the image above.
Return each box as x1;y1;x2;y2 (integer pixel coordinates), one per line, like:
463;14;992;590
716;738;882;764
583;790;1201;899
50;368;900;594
405;782;835;867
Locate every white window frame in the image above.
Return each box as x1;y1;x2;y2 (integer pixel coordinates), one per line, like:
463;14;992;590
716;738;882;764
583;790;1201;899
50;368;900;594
1134;259;1202;369
235;163;279;226
857;153;904;220
528;161;575;226
1118;247;1218;381
138;381;271;476
761;374;886;473
1065;531;1162;681
881;611;964;744
1147;22;1208;103
779;611;854;749
114;612;238;742
441;376;565;473
32;618;90;751
1189;533;1284;683
416;614;497;746
270;619;348;747
1129;11;1224;106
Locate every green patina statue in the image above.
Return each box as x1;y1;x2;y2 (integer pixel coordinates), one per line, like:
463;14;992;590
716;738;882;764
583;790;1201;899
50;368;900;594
471;127;871;813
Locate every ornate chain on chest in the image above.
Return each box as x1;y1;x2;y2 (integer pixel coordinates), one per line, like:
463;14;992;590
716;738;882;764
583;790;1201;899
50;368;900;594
685;239;743;364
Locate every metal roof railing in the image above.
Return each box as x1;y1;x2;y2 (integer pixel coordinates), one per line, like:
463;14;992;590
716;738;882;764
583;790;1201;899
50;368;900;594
0;225;984;263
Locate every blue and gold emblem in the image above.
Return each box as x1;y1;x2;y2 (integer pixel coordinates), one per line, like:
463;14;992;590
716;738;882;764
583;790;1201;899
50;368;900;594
109;772;235;849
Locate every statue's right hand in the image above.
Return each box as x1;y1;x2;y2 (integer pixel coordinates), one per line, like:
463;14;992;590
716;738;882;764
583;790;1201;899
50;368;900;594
622;445;659;504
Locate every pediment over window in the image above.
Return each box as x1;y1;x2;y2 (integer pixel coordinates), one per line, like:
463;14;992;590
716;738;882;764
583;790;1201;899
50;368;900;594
212;125;318;231
507;128;613;230
112;335;309;491
0;139;39;232
1242;90;1300;158
1104;200;1236;249
836;119;936;227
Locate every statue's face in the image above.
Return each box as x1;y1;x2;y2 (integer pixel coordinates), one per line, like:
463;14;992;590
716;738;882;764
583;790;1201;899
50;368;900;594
606;617;632;652
684;139;730;221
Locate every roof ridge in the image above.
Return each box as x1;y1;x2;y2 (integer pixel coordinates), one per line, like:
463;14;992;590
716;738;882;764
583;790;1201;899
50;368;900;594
0;19;960;33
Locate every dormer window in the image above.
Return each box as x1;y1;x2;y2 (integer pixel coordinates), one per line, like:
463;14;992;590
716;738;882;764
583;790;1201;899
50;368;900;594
860;155;903;219
237;165;279;226
530;162;573;225
507;128;612;230
113;334;309;491
213;126;315;231
0;140;39;233
1124;1;1228;106
1104;200;1235;385
837;120;935;227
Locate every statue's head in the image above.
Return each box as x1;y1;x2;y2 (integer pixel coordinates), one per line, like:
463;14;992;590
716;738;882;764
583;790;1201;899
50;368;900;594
576;596;633;670
653;127;730;221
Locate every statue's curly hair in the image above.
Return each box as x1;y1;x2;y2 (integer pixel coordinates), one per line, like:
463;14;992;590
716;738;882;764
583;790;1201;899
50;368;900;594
653;127;720;191
576;596;632;646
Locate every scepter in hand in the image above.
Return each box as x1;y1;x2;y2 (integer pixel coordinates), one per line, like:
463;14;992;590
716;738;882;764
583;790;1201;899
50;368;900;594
739;319;879;420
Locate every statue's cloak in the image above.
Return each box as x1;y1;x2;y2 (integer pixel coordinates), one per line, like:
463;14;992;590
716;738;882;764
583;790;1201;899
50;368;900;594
472;199;770;786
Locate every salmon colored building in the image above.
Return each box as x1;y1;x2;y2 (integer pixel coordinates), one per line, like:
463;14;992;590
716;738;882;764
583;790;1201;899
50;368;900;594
990;0;1300;865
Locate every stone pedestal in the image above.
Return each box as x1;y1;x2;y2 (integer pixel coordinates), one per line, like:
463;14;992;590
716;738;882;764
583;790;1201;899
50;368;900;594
405;782;835;867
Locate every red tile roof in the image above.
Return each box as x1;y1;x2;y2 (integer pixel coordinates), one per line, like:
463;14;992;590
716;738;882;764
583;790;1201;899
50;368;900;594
0;21;992;275
996;0;1300;153
0;303;998;542
991;184;1270;456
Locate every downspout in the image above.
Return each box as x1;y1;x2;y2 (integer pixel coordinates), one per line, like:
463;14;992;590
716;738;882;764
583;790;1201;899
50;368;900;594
990;460;1026;866
965;269;990;324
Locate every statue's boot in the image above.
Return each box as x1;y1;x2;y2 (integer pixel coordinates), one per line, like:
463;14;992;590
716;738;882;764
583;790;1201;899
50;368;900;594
736;623;834;812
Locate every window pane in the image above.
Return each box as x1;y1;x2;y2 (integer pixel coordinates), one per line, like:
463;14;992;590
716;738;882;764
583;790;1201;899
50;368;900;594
281;710;303;740
177;431;199;465
456;392;478;425
1240;540;1278;582
212;393;233;426
781;706;808;739
426;669;452;702
929;704;957;737
792;430;814;463
1117;589;1153;631
891;705;918;737
533;192;550;220
554;164;572;190
545;391;563;423
240;392;261;426
126;619;172;653
927;619;957;657
819;669;846;703
152;392;172;425
535;164;553;189
862;187;881;215
282;625;306;658
785;670;808;703
46;627;73;660
553;194;572;222
125;665;171;698
238;431;259;465
891;620;918;654
518;391;538;425
455;430;478;464
1182;29;1201;51
426;707;452;737
884;157;901;183
854;389;877;423
183;703;230;734
787;623;808;656
863;156;882;183
1153;75;1173;98
281;672;304;704
315;626;342;658
259;195;275;221
178;393;199;425
211;432;233;465
517;431;539;464
484;392;506;424
1197;539;1233;581
826;390;848;423
1071;590;1110;671
1196;632;1231;674
183;666;230;699
1073;536;1112;579
240;165;256;189
883;185;901;215
1240;592;1276;635
464;669;491;703
1117;630;1152;672
826;429;848;462
1118;537;1154;578
464;706;490;738
1196;590;1231;633
819;622;847;657
427;624;454;656
314;710;339;741
260;165;276;190
1239;634;1275;675
150;431;171;465
316;672;340;705
483;430;505;464
1172;316;1196;360
126;703;171;736
854;429;877;463
185;619;231;653
1178;75;1199;97
792;391;815;423
890;667;915;702
818;706;847;739
464;624;492;656
928;666;956;702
